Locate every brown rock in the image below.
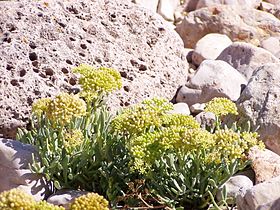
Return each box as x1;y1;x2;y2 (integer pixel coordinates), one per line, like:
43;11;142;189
175;5;280;48
248;147;280;184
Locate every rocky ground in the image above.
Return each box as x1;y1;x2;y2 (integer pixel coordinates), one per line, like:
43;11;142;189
1;0;280;209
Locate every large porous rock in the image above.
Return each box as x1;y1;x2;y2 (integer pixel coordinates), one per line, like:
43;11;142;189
237;175;280;210
0;0;188;139
237;63;280;155
217;42;279;80
0;138;52;201
175;5;280;48
196;0;262;9
175;60;247;106
192;33;232;66
249;147;280;184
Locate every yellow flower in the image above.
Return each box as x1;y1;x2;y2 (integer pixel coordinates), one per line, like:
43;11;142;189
64;129;84;152
32;98;52;116
46;93;87;126
70;193;109;210
130;127;214;173
205;97;238;117
73;64;122;102
36;201;64;210
163;114;200;129
0;188;37;210
112;98;173;136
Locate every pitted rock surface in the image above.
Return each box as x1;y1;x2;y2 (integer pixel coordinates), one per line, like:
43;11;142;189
0;0;188;138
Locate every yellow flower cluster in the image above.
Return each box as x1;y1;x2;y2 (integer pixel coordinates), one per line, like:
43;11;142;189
163;114;200;129
73;64;122;102
206;129;265;164
0;189;64;210
47;93;87;126
205;97;238;117
64;129;84;153
32;98;52;117
32;93;86;126
70;193;109;210
36;201;65;210
131;127;213;173
112;98;173;136
0;188;37;209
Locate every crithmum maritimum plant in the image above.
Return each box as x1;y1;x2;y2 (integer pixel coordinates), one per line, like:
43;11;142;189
17;64;123;195
112;97;264;209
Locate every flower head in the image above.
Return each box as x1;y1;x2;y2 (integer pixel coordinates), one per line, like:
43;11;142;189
73;64;122;102
46;93;87;126
70;193;109;210
32;98;52;117
36;201;64;210
64;129;84;153
130;127;214;173
112;98;173;136
163;114;200;129
0;188;37;209
205;97;238;117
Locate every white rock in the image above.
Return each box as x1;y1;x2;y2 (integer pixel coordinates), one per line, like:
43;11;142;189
169;102;190;115
190;103;205;114
176;60;247;106
47;189;89;209
195;111;216;129
0;138;52;201
217;175;253;204
261;37;280;55
217;42;280;80
157;0;180;21
132;0;159;13
192;33;232;66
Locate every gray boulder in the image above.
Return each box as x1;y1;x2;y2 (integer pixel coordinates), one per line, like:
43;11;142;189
237;175;280;210
237;63;280;155
176;60;247;106
217;42;280;80
0;0;188;139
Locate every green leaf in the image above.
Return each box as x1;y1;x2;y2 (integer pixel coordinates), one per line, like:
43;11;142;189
54;180;61;189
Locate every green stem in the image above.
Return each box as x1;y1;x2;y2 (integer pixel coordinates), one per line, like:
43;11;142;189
208;190;222;210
